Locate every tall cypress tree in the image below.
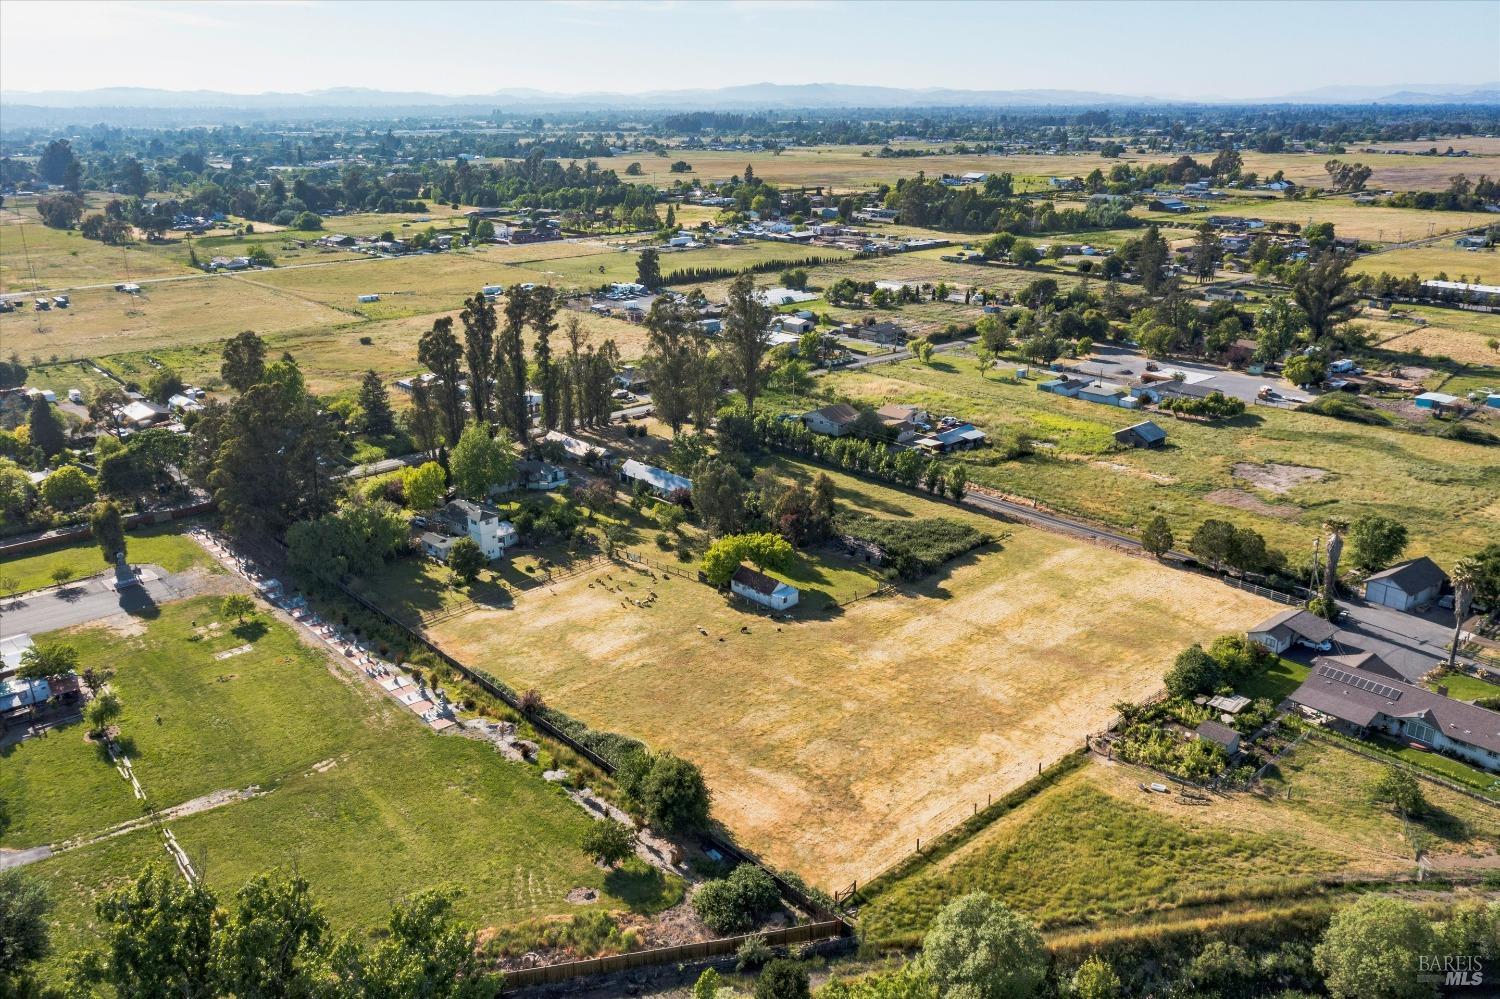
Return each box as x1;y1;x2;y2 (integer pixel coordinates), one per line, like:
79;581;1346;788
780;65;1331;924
28;395;66;459
417;317;465;445
497;287;532;447
530;287;560;433
357;370;394;437
458;293;497;425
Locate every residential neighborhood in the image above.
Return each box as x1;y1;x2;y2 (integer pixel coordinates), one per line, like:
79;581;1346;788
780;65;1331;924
2;6;1499;997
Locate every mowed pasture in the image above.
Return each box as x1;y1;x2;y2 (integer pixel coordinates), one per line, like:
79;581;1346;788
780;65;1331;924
859;741;1499;943
8;596;679;974
0;273;352;362
1352;243;1500;284
428;462;1273;888
810;355;1500;566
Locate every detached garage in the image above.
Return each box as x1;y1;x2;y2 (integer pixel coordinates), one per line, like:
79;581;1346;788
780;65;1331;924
1247;608;1338;655
1363;557;1448;612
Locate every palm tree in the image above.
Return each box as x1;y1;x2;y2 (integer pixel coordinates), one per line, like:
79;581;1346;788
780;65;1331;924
1322;518;1348;610
1448;557;1480;669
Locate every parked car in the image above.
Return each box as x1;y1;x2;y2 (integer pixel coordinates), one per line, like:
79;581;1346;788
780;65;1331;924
411;515;428;529
1298;637;1334;652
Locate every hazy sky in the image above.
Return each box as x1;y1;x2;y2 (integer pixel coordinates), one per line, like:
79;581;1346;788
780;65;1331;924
2;0;1497;99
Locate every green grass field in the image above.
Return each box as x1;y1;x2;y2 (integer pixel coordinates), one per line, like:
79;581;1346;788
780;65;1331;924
1;522;216;595
795;353;1499;566
859;740;1498;943
10;595;681;976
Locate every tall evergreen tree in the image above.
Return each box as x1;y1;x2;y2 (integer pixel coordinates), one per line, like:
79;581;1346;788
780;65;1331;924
498;287;532;446
90;500;126;564
561;314;587;432
418;316;465;445
206;362;338;537
530;287;561;432
642;297;709;436
636;247;663;289
721;273;772;413
404;381;442;458
358;370;394;437
1137;225;1169;294
1293;252;1360;344
28;395;66;459
220;331;267;392
458;293;498;425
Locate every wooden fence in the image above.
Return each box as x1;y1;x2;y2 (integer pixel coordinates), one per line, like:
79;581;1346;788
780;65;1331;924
1219;576;1302;606
501;921;848;991
614;549;701;583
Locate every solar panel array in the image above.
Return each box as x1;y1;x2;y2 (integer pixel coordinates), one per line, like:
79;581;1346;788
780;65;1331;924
1318;664;1402;701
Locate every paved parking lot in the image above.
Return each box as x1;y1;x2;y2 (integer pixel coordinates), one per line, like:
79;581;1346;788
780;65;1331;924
1064;343;1313;405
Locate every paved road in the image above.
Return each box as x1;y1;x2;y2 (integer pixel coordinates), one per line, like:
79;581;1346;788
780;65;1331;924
338;453;425;479
826;335;978;374
0;566;187;639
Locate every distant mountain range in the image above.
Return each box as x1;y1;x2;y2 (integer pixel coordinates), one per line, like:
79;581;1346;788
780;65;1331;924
3;81;1498;113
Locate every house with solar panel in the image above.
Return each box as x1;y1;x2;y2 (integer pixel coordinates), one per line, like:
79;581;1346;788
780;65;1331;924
1288;653;1500;773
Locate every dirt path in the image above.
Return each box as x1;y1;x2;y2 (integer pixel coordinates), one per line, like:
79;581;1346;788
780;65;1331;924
0;845;53;871
49;786;265;858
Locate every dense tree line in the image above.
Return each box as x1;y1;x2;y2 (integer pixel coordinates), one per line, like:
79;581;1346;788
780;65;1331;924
1;866;499;998
661;254;838;287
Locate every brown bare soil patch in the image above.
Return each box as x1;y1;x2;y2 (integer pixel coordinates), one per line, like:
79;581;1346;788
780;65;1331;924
1231;462;1328;495
1205;488;1301;520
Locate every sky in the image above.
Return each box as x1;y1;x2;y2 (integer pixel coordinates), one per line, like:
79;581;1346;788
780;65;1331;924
1;0;1497;100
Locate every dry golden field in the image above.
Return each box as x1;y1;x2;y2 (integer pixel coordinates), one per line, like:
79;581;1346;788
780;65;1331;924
428;471;1272;888
591;144;1500;193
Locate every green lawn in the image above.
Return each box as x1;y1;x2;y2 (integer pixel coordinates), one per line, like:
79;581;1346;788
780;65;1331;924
22;826;180;973
2;522;215;595
15;594;682;976
1238;656;1310;704
1430;671;1500;703
1371;736;1500;796
0;715;144;849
